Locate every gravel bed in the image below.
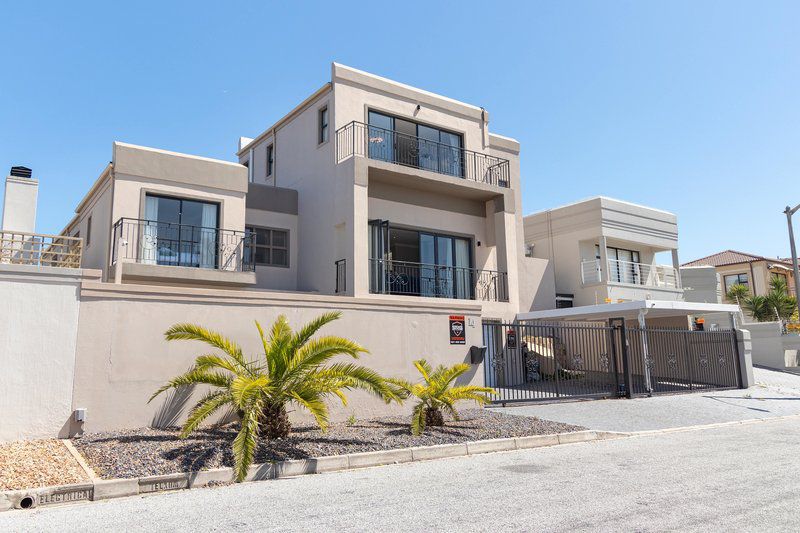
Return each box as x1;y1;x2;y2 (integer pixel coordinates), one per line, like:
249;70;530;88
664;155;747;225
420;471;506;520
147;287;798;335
0;439;89;491
73;409;584;479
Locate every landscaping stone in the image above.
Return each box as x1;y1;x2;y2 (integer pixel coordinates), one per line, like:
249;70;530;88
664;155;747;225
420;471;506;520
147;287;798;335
0;439;88;491
73;409;584;479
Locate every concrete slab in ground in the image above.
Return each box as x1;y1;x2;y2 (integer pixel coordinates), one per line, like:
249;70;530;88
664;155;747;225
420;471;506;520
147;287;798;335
493;367;800;432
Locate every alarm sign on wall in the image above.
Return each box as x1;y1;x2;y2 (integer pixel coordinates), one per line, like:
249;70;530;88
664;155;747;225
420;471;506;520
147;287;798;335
449;315;465;345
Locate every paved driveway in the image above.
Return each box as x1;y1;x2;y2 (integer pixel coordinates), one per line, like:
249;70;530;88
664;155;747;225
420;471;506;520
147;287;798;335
2;418;799;532
494;367;800;432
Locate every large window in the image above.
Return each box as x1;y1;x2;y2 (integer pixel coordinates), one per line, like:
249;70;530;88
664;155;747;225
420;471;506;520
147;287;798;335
724;273;749;294
246;226;289;267
143;194;219;268
596;245;641;284
367;111;464;177
369;220;472;299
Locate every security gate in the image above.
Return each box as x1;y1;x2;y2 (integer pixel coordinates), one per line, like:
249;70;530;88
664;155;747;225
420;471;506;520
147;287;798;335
482;320;741;404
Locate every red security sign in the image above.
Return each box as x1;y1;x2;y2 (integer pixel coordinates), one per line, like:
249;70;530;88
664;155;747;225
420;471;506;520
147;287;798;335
449;315;466;345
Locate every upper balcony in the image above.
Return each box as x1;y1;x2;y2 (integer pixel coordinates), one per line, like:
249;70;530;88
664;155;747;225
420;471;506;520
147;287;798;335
581;258;681;290
336;121;510;189
110;218;256;286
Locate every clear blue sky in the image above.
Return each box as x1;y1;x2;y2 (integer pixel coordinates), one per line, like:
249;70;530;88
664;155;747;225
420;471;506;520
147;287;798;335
2;1;798;263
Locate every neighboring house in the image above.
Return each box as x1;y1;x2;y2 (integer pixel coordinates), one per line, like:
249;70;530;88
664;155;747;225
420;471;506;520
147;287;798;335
58;63;546;320
523;197;683;308
682;250;797;302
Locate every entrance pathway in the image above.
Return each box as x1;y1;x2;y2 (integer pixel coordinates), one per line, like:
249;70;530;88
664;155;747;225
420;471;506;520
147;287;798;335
493;367;800;432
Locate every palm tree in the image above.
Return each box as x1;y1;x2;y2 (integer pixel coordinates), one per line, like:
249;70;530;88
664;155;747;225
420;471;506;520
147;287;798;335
764;276;797;321
150;312;402;481
387;359;495;436
726;283;749;306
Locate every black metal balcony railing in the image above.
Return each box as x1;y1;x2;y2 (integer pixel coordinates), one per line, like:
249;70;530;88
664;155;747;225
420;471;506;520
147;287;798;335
111;218;255;272
336;121;510;188
369;258;509;302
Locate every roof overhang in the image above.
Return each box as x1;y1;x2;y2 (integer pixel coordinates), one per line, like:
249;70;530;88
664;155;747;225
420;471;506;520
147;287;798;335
516;300;741;322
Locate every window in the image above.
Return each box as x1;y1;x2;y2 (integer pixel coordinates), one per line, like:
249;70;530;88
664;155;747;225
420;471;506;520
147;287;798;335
724;273;749;294
366;110;464;177
246;226;289;267
144;194;220;268
596;245;641;284
86;216;92;247
318;106;329;144
266;144;274;177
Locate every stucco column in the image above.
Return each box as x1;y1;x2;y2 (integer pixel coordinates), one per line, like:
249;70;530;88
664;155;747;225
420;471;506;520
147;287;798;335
492;195;519;312
598;235;609;284
671;248;681;288
736;328;755;388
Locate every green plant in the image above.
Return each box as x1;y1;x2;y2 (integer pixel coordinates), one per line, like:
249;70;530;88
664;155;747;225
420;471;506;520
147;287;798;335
150;312;402;481
726;283;750;305
346;414;357;426
742;277;798;322
387;359;495;436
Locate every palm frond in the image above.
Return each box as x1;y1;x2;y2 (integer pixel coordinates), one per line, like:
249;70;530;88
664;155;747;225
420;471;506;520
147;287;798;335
410;403;426;436
148;368;232;403
232;398;262;482
230;375;272;409
290;389;330;432
179;390;232;438
283;336;367;385
413;359;433;383
288;311;343;354
165;323;248;370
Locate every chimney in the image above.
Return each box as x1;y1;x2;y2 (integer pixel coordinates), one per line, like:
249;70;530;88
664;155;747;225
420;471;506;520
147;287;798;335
1;166;39;233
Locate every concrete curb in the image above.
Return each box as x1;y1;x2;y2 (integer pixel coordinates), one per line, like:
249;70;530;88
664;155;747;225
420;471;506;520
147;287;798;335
0;429;615;512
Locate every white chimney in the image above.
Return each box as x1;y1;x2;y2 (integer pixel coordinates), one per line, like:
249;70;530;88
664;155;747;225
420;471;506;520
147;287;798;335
1;166;38;233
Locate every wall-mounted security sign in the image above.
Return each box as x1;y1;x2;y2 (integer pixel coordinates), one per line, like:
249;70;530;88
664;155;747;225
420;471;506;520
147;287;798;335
449;315;466;345
506;328;517;349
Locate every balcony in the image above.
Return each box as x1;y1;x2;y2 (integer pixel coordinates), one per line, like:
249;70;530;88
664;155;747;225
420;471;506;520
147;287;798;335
336;121;510;188
0;231;82;268
111;218;256;286
369;258;509;302
581;258;681;289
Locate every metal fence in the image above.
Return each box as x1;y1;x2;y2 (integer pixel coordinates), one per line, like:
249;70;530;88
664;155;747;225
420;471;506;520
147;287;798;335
0;231;83;268
482;320;741;404
369;258;509;302
336;121;511;188
111;218;255;272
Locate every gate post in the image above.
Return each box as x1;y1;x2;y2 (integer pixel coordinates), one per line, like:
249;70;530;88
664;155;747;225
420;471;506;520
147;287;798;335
735;328;755;388
610;318;633;399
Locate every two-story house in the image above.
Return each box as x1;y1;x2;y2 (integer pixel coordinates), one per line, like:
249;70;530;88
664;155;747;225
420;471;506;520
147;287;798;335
523;196;683;308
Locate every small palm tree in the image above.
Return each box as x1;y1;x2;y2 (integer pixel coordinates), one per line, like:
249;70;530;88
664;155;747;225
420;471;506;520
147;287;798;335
388;359;495;436
726;283;749;305
150;312;402;481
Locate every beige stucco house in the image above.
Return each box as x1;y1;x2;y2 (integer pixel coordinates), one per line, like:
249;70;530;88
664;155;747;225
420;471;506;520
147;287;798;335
682;249;796;301
62;63;550;321
523;197;683;308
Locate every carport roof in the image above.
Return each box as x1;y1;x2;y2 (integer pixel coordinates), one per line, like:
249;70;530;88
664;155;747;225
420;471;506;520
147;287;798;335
516;300;741;322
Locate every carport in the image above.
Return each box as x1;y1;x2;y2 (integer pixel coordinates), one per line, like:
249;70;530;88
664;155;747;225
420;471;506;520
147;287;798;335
483;301;745;404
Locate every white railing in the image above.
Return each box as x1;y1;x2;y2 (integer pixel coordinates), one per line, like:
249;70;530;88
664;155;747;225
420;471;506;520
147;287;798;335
580;258;681;289
581;259;602;284
0;231;83;268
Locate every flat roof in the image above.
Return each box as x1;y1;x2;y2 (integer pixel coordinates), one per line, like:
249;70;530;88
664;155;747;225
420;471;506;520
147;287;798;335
524;196;676;218
516;300;740;322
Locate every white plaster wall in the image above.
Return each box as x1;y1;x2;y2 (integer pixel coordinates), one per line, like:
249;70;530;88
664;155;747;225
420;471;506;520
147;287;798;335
0;265;100;441
746;322;800;369
1;177;38;233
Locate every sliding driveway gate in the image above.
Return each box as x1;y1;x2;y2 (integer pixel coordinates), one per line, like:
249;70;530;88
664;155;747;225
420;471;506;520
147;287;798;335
482;320;741;404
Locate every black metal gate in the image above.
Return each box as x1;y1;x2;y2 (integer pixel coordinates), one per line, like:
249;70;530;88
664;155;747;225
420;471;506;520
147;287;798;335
482;320;741;404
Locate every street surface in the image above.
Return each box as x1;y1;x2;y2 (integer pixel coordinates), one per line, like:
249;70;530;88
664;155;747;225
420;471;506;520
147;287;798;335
2;417;799;532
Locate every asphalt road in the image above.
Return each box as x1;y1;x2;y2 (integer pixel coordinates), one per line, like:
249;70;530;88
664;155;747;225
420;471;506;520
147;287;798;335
496;366;800;432
3;417;799;532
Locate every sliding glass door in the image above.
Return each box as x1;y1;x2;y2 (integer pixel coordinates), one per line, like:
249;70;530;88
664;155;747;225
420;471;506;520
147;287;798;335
367;111;464;178
144;195;219;268
369;221;473;299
